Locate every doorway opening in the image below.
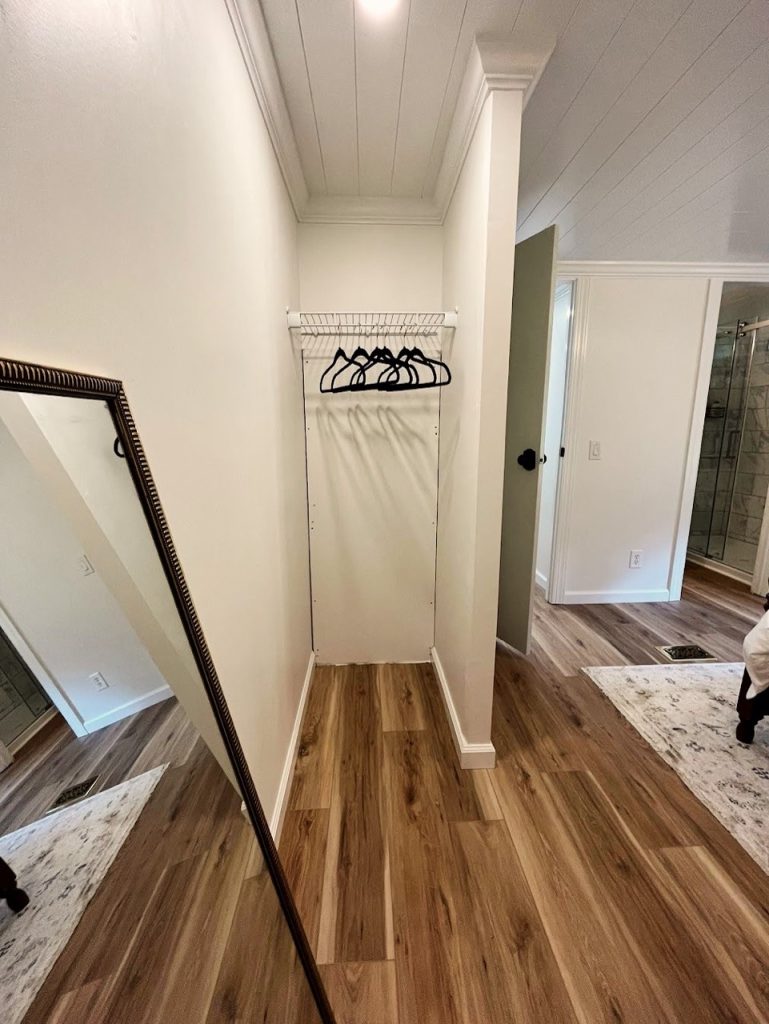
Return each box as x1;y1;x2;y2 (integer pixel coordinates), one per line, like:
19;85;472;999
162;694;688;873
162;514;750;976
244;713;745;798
687;282;769;588
535;279;574;602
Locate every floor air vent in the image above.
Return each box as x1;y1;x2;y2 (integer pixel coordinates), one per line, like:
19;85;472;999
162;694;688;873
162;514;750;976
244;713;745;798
656;644;717;663
46;775;99;813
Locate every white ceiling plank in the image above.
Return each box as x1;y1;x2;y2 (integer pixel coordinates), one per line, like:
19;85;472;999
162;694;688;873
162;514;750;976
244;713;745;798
558;41;769;256
517;0;747;232
517;0;635;180
258;0;327;193
611;136;769;259
560;68;769;258
296;0;359;195
389;0;467;197
355;0;411;195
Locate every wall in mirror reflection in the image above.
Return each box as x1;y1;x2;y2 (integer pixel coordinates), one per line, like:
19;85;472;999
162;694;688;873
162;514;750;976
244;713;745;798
0;390;322;1023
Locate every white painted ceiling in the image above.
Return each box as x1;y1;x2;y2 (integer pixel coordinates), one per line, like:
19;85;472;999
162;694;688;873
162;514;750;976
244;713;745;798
258;0;769;263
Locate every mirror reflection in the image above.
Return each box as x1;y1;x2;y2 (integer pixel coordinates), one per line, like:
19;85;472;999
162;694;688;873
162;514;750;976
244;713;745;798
0;391;322;1023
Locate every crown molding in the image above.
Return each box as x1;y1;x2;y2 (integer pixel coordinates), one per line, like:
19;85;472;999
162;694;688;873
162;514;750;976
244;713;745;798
300;195;443;225
225;0;308;217
227;5;551;226
558;260;769;280
430;37;549;219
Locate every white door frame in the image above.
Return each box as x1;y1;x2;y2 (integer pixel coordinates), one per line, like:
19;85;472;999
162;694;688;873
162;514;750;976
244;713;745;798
0;599;86;737
549;263;769;606
548;275;589;603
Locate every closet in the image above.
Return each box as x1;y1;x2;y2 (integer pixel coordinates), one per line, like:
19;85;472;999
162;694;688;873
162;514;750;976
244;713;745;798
292;311;456;665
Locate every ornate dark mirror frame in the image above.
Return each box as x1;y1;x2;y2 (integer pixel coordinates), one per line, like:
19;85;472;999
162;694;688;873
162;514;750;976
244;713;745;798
0;356;335;1023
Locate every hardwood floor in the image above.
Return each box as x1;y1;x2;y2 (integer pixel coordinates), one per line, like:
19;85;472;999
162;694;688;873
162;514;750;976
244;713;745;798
2;699;320;1024
280;566;769;1024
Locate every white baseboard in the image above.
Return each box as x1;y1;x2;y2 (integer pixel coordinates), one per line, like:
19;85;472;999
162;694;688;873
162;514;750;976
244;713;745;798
535;569;548;589
429;647;496;769
82;684;173;732
561;588;670;605
269;650;315;844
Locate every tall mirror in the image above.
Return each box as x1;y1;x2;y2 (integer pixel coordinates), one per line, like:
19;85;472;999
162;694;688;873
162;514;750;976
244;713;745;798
0;370;332;1023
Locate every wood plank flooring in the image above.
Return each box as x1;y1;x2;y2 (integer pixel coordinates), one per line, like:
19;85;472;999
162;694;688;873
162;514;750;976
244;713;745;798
4;699;321;1024
280;566;769;1024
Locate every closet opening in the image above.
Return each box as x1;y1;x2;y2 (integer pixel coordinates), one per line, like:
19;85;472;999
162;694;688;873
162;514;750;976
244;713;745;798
687;282;769;592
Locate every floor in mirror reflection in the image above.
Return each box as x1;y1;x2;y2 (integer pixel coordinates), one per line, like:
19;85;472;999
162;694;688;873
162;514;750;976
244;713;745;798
0;698;317;1024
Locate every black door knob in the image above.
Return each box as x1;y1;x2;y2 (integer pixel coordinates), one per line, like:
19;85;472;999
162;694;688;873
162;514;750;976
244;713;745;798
517;448;537;471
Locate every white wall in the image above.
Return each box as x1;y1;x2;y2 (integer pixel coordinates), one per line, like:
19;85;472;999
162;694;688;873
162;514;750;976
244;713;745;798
435;90;522;759
0;391;235;781
536;283;572;588
557;275;711;602
0;0;310;819
298;224;443;664
21;394;198;681
299;225;443;311
0;421;171;730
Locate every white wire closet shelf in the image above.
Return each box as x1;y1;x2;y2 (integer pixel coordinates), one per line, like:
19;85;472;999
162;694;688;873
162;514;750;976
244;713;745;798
287;311;458;338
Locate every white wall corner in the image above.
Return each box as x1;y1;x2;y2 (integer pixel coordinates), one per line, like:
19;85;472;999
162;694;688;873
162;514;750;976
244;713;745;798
430;647;496;769
269;650;316;844
226;0;309;218
82;684;172;733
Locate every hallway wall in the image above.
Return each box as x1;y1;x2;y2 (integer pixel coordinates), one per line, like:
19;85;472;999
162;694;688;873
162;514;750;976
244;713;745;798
0;0;310;819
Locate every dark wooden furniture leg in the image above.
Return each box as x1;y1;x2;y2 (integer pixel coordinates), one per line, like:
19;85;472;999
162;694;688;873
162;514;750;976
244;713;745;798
0;856;29;913
736;668;769;744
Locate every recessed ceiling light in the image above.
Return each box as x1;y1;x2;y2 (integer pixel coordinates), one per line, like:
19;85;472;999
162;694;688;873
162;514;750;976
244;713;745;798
358;0;399;17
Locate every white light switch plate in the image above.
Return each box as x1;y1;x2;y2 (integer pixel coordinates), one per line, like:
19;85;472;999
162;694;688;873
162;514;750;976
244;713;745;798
589;440;601;460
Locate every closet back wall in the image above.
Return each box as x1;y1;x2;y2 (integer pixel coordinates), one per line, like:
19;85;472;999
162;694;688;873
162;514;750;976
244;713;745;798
298;225;444;663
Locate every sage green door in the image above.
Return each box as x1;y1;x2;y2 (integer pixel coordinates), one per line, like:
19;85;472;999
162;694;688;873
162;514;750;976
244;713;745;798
497;225;558;654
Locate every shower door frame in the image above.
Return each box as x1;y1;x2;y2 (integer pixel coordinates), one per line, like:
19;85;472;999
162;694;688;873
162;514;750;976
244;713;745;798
674;272;769;601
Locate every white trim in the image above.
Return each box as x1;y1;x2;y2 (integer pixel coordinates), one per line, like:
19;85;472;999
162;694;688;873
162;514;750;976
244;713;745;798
269;651;316;843
686;552;752;586
81;684;172;733
0;599;86;737
301;195;443;225
8;707;59;755
558;261;769;280
430;647;496;769
431;38;544;220
535;569;548;589
549;277;591;603
668;279;722;601
561;588;671;604
225;0;309;219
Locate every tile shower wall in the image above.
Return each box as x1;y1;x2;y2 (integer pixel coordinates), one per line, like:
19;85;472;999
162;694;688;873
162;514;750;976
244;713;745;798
0;625;52;746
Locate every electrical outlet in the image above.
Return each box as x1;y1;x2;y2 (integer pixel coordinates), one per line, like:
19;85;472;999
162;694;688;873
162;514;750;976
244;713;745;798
588;440;601;460
90;671;110;692
629;550;643;569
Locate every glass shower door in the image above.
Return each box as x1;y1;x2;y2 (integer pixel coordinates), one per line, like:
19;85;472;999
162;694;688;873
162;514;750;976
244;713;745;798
690;320;769;575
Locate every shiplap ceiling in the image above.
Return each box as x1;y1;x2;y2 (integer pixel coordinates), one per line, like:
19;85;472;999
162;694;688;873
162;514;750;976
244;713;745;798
257;0;769;262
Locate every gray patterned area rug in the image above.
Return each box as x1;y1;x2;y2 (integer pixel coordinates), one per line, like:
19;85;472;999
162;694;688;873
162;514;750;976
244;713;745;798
0;764;167;1024
584;663;769;875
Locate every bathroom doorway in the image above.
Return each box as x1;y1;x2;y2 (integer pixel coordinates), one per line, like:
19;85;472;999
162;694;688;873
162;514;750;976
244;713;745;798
688;282;769;585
